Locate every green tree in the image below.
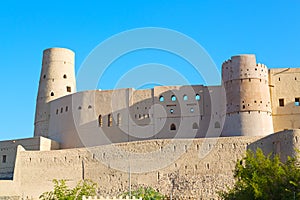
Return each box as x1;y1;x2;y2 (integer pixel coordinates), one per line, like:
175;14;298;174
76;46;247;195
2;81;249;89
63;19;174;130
121;187;166;200
219;148;300;200
39;179;97;200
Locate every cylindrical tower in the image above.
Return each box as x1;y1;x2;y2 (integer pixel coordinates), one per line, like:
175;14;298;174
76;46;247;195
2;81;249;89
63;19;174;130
221;55;273;136
34;48;76;137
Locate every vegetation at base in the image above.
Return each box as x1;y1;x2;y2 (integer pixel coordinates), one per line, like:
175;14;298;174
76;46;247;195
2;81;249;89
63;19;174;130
121;187;166;200
219;148;300;200
39;179;97;200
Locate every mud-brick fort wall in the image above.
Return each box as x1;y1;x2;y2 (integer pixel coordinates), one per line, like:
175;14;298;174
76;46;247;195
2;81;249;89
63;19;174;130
269;68;300;132
2;130;299;200
0;137;59;180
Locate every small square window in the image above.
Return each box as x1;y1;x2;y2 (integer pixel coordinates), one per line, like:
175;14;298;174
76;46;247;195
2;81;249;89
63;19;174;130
279;99;284;107
2;155;7;163
295;98;300;106
67;86;71;92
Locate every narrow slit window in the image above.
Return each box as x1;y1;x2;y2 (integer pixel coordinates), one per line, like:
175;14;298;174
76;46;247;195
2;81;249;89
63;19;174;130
2;155;6;163
108;114;112;127
117;113;121;126
98;115;103;127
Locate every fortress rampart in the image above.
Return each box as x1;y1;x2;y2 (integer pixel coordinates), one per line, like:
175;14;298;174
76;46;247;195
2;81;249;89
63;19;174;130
0;130;300;199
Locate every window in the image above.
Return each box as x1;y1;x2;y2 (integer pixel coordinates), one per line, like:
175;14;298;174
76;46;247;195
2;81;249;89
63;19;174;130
108;114;112;127
63;74;67;79
50;92;54;96
98;115;102;127
192;123;199;129
279;98;284;107
190;108;194;113
170;123;176;131
159;96;164;102
65;106;68;112
195;94;201;101
67;86;71;92
215;121;221;128
88;105;92;109
117;113;121;126
170;109;174;114
295;98;300;106
60;107;63;113
43;74;46;79
183;95;188;101
2;155;6;163
56;109;58;114
171;95;177;101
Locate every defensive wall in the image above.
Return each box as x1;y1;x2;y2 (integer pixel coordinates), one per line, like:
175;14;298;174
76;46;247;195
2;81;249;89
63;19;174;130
1;130;300;199
0;137;59;180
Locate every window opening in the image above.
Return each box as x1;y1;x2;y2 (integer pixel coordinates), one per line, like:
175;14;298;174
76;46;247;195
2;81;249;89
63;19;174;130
279;99;284;107
170;123;176;131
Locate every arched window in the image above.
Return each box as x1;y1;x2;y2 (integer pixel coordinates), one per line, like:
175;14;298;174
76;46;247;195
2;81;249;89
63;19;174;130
170;123;176;131
98;115;102;127
215;121;220;128
108;114;112;127
192;123;199;129
117;113;121;126
50;92;54;96
159;95;164;102
170;109;174;114
195;94;201;101
171;95;177;101
63;74;67;79
183;95;188;101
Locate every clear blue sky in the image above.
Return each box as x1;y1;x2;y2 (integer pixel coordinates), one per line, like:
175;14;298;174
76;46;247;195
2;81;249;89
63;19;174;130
0;0;299;140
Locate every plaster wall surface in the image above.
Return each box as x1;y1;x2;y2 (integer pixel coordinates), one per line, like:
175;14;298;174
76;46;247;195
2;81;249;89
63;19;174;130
47;85;225;149
0;137;59;180
269;68;300;132
3;130;300;199
222;55;274;137
34;48;76;137
3;136;263;199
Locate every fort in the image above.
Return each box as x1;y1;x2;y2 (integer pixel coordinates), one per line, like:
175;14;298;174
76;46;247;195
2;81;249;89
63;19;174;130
0;48;300;199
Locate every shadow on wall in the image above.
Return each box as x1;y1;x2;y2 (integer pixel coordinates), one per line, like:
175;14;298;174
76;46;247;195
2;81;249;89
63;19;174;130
65;86;221;147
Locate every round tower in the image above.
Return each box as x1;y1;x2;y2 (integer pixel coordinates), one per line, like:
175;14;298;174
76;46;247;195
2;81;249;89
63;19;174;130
34;48;76;137
221;55;273;136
